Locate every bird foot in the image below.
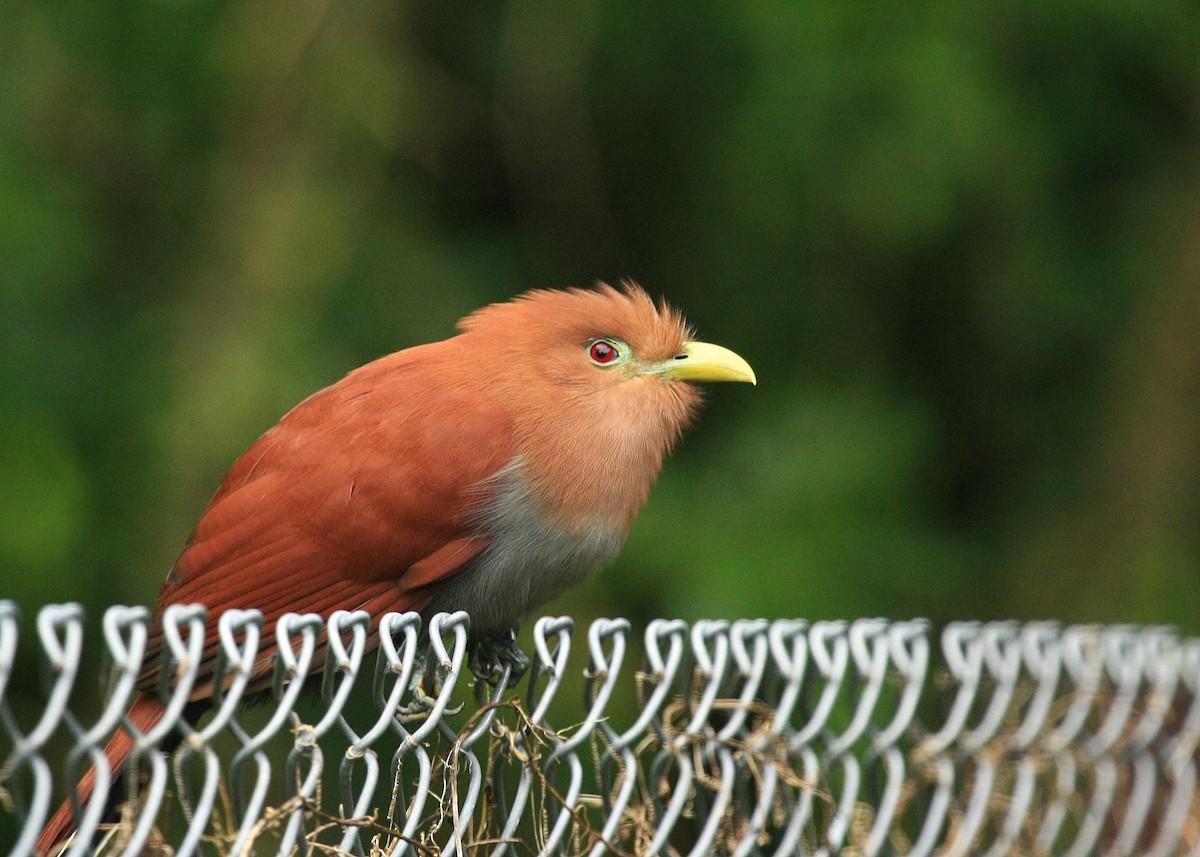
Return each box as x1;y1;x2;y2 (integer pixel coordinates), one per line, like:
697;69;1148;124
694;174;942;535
398;681;437;717
470;628;530;687
396;650;462;717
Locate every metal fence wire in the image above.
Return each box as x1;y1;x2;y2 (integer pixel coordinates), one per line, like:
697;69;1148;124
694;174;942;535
1;603;1199;857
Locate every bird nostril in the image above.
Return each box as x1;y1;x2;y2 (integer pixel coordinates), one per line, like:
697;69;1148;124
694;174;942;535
673;354;688;360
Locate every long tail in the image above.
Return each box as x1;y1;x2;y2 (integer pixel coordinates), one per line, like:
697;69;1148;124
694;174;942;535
36;694;167;856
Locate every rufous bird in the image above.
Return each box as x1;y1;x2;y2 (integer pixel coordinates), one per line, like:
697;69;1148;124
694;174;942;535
36;283;755;854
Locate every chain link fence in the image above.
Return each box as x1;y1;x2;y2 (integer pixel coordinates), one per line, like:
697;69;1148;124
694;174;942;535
1;601;1198;856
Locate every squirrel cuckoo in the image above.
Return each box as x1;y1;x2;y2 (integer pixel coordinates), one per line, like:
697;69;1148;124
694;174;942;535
37;283;754;853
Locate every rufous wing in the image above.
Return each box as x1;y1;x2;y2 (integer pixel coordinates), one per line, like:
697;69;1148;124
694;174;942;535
142;338;515;692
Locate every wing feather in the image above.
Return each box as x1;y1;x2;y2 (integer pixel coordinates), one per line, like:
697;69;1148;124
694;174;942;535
142;338;515;689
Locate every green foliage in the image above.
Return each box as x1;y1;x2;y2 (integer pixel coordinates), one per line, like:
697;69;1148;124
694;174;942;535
2;0;1199;637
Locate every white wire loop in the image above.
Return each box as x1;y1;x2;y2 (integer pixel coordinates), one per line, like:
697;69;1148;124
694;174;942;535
0;603;1196;856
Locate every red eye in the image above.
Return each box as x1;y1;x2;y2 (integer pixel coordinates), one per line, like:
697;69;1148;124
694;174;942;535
589;340;619;365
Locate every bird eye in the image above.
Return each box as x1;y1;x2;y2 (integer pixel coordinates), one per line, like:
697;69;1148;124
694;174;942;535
588;339;620;365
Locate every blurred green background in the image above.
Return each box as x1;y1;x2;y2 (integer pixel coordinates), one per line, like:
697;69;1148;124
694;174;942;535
2;0;1199;637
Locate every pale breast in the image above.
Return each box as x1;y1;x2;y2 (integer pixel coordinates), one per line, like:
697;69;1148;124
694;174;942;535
420;460;624;632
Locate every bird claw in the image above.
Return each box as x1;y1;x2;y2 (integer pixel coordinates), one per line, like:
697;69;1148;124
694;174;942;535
397;677;438;717
394;629;527;716
470;628;530;687
396;651;462;717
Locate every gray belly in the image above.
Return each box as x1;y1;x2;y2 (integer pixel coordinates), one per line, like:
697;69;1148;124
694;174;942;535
421;463;624;632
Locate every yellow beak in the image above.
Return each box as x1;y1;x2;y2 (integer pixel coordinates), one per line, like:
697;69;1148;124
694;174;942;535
654;341;757;385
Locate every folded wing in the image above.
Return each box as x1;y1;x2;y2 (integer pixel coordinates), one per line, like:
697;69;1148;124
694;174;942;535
141;339;515;693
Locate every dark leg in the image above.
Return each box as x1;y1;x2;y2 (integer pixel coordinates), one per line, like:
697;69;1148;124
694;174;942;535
469;626;530;686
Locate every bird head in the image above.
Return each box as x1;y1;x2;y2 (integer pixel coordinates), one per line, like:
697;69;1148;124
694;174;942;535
458;282;755;530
